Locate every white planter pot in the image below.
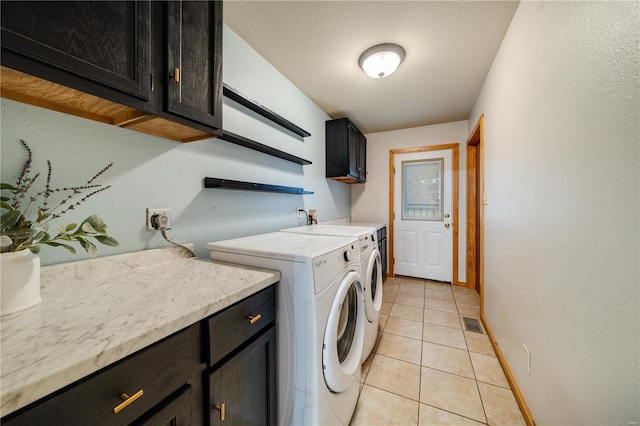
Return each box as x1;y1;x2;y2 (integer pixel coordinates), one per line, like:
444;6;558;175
1;250;42;316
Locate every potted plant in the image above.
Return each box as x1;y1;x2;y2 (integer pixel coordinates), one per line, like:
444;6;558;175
1;140;119;316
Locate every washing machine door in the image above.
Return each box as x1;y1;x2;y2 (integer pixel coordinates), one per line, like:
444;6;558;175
364;248;383;322
323;270;365;393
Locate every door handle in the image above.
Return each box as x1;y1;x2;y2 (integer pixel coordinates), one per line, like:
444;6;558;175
444;223;450;229
215;402;226;421
113;389;144;414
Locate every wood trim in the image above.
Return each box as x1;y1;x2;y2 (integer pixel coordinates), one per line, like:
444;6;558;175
388;143;459;284
466;115;485;309
481;314;536;426
466;144;478;290
453;281;466;287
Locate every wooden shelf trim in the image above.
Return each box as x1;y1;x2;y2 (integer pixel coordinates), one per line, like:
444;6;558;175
218;130;311;165
223;84;311;138
204;177;313;194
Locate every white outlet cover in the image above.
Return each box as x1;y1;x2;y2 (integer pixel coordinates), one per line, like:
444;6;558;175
146;208;171;231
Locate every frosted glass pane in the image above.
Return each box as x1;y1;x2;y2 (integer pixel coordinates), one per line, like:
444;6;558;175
402;159;443;221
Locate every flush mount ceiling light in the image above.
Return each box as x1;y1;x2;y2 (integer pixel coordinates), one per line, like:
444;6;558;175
358;43;406;79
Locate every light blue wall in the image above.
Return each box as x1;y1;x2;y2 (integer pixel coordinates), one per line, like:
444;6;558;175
0;25;351;265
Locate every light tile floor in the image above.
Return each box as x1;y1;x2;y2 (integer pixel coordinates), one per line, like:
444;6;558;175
350;277;526;426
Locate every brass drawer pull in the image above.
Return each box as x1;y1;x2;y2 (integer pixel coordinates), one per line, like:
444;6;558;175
113;389;144;414
215;402;226;421
248;314;262;324
173;67;180;82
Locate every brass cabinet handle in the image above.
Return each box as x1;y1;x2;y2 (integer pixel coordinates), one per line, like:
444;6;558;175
215;402;226;421
113;389;144;414
173;67;180;82
248;314;262;324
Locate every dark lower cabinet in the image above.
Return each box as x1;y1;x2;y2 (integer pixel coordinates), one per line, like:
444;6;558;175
132;385;193;426
1;285;276;426
205;328;276;426
1;329;192;426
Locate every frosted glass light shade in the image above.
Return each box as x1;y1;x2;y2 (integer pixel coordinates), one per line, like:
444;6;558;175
358;43;406;79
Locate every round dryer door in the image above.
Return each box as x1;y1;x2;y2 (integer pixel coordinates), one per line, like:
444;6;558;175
323;271;365;393
364;248;383;322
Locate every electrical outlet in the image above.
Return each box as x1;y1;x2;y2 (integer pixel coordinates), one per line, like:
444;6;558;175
146;208;171;231
296;207;303;218
522;344;531;374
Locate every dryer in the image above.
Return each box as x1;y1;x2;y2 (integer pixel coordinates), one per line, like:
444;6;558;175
206;232;365;426
281;225;383;362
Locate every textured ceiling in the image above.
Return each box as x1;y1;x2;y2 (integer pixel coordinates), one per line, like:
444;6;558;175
224;1;519;134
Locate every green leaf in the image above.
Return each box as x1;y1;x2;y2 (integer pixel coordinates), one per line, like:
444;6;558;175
1;202;15;211
83;215;107;233
65;223;77;232
1;210;22;231
34;231;49;243
5;228;36;240
37;208;51;222
0;183;18;191
81;222;98;234
94;235;119;247
29;245;41;254
78;237;97;257
0;235;12;248
45;241;76;254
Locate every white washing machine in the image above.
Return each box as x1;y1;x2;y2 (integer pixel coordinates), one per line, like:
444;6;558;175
281;225;383;362
206;232;365;426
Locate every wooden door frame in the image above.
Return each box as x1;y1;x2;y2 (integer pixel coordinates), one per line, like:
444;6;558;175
466;115;485;311
388;143;461;285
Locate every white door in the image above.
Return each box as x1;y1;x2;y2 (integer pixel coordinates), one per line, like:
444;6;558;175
393;149;453;281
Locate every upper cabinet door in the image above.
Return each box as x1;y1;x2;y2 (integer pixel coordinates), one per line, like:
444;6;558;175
165;0;222;130
326;117;367;184
1;1;152;103
358;131;367;182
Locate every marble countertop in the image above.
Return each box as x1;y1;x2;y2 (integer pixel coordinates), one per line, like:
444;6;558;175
0;246;280;416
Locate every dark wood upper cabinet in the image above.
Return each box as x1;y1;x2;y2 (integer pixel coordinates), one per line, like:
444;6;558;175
165;0;222;130
1;1;153;110
0;0;223;142
326;117;367;183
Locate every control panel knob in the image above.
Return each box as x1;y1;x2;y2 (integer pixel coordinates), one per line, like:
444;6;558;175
343;250;351;262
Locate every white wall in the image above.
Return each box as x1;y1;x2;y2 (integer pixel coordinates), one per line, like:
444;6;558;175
351;121;469;282
469;2;639;424
0;26;351;265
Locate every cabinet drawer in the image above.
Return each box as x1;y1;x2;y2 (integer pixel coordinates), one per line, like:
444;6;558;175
205;286;275;366
3;328;192;426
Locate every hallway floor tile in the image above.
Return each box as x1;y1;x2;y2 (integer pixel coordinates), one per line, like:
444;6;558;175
351;277;527;426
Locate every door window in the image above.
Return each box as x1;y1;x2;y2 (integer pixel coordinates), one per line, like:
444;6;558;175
401;158;444;221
